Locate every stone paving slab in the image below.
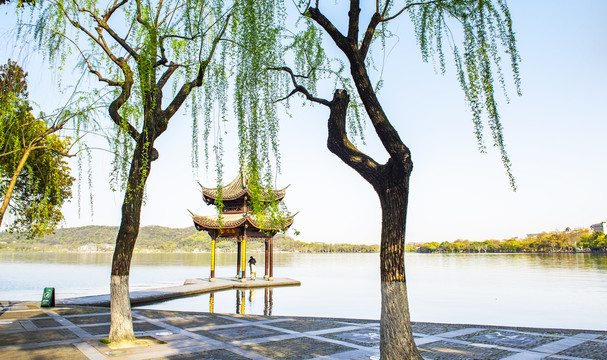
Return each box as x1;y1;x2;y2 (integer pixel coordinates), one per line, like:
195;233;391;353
1;301;606;360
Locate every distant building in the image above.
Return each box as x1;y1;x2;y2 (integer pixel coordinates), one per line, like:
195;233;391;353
590;222;607;233
78;243;98;252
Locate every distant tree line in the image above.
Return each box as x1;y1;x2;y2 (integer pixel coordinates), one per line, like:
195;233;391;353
409;229;606;254
0;225;379;253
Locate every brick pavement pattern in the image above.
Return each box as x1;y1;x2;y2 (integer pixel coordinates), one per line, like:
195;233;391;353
1;301;606;359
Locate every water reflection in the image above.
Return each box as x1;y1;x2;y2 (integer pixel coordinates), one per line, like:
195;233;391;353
207;288;274;315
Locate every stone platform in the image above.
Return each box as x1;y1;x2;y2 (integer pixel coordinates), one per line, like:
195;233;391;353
58;277;300;307
1;301;606;359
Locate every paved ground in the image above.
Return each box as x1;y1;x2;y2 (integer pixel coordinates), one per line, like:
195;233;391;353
1;301;606;359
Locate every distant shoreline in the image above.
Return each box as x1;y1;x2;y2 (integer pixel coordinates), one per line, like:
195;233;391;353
2;249;606;255
2;225;605;254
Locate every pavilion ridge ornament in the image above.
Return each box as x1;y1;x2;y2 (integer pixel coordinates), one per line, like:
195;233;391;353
190;170;295;282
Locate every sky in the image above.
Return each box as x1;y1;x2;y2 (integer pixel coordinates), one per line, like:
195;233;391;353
1;1;606;245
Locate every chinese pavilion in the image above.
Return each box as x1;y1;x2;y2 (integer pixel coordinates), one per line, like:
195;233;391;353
190;170;295;282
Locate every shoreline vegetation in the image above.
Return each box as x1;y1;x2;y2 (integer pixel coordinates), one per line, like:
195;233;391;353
406;228;606;254
0;225;605;254
0;225;380;253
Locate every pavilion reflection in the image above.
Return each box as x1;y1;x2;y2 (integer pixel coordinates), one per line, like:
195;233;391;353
207;287;274;315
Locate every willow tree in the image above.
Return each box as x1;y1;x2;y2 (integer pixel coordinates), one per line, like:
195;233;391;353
271;1;521;359
19;0;287;344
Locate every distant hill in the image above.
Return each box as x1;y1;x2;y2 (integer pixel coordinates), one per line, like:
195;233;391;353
0;225;379;253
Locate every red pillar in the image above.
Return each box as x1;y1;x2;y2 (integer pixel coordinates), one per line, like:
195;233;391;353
241;226;247;281
264;239;269;280
236;239;242;278
269;236;274;281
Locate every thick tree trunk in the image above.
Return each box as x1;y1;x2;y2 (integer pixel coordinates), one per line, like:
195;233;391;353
323;89;421;359
377;173;421;360
108;135;154;343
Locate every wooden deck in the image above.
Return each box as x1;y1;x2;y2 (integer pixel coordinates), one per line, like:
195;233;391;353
58;277;300;307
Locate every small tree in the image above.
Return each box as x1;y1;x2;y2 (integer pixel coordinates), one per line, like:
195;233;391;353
0;60;74;238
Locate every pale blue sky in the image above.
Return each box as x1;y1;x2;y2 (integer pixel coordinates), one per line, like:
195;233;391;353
1;1;606;244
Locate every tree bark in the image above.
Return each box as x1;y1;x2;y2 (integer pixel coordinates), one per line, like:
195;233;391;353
377;170;421;360
108;133;155;343
0;147;31;226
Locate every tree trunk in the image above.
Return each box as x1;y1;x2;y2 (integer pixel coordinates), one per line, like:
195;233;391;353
0;147;31;226
323;89;421;359
108;135;154;343
377;171;421;360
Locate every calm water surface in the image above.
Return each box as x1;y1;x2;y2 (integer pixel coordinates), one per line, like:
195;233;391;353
1;252;605;330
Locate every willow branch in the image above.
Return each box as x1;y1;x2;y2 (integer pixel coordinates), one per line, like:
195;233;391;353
42;22;121;86
162;13;232;121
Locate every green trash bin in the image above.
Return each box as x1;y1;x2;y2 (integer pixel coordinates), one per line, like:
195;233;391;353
41;287;55;307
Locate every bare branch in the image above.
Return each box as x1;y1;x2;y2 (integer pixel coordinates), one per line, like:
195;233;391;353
157;2;187;28
381;0;392;17
154;0;164;27
0;149;22;159
360;12;382;59
308;6;349;52
64;0;135;64
381;0;442;23
157;63;179;90
347;0;361;42
55;4;117;62
157;32;202;67
269;66;331;106
71;0;139;60
89;68;121;86
103;0;128;23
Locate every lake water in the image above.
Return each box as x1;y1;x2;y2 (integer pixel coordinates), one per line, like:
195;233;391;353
1;252;606;331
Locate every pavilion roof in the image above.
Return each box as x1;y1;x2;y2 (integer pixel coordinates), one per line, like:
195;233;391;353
190;211;296;231
199;171;288;203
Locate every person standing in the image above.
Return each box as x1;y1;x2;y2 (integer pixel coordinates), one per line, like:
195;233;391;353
248;256;257;280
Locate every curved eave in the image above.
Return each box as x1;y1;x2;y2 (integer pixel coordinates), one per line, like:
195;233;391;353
198;175;246;203
190;212;296;232
191;213;246;230
202;190;287;202
248;213;296;231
